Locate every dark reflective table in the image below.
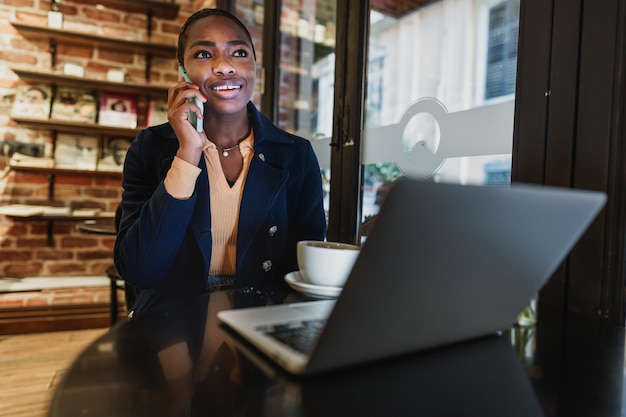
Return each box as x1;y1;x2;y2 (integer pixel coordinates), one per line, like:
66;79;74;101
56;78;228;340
47;288;625;417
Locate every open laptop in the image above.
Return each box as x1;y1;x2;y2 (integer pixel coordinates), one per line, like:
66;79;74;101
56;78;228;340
218;179;606;375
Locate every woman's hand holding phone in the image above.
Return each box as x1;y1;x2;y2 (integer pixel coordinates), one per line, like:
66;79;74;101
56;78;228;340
177;66;204;132
168;67;207;166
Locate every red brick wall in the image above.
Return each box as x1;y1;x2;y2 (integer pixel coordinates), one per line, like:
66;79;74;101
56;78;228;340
0;1;208;278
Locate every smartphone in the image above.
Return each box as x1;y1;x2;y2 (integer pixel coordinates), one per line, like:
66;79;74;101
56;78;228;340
178;66;203;132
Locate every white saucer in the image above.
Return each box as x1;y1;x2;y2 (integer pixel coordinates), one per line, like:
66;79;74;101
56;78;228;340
284;271;342;299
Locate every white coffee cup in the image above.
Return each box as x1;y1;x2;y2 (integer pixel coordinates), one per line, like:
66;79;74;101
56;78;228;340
296;240;361;287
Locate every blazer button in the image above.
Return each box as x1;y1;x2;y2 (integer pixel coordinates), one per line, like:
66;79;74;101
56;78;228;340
263;260;272;272
258;153;265;161
268;225;278;236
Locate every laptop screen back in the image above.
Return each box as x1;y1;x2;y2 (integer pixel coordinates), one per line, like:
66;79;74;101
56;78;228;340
307;180;606;372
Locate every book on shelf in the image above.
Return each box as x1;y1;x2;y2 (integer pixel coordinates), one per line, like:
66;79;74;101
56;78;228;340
72;208;101;217
9;152;54;168
54;133;99;170
50;87;98;123
97;137;132;172
0;204;85;217
0;204;55;217
11;84;52;120
98;92;138;129
147;99;168;126
42;206;72;216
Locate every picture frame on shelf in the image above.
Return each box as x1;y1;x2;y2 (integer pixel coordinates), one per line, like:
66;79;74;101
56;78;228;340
50;87;98;123
98;92;138;129
147;99;168;126
54;133;99;170
11;84;52;120
97;137;132;172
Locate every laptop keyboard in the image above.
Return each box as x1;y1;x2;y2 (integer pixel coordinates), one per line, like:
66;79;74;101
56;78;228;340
257;319;326;354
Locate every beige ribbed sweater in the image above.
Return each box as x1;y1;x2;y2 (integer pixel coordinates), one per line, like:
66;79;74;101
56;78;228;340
164;133;254;275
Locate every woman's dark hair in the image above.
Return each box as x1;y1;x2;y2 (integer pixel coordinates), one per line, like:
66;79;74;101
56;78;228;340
177;8;257;66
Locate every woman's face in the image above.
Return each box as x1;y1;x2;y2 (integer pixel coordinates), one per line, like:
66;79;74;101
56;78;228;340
182;16;256;117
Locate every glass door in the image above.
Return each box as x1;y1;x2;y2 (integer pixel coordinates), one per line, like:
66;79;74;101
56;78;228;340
361;0;520;232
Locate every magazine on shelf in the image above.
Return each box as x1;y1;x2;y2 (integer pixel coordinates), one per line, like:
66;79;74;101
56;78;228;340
97;137;132;172
50;87;97;123
98;92;138;129
54;133;99;170
11;84;52;120
0;140;47;158
2;140;53;168
147;99;168;126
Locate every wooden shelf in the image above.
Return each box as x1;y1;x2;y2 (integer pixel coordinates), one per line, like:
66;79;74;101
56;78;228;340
12;117;141;138
4;209;116;246
10;165;122;179
93;0;180;19
10;22;177;59
6;2;174;247
6;212;115;222
11;68;170;99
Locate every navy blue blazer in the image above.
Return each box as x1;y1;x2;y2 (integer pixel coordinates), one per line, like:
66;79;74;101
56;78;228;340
114;103;327;314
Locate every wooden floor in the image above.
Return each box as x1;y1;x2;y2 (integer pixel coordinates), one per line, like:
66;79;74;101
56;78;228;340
0;327;108;417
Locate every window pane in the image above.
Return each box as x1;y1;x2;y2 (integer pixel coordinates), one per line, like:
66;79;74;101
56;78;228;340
236;1;336;218
276;2;336;139
278;1;336;215
362;0;520;230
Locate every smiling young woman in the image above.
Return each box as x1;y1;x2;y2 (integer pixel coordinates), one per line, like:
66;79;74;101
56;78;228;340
113;8;327;317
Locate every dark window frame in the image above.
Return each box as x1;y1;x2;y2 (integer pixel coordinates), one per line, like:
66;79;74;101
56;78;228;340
513;0;626;325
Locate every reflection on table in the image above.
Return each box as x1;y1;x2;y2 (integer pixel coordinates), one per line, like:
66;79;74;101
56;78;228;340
48;287;625;417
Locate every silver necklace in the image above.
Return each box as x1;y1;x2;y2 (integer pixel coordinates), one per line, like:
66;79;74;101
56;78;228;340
217;126;252;157
220;144;239;157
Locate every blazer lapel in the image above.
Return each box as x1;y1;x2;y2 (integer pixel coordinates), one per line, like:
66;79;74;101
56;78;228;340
237;154;288;258
190;157;213;263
